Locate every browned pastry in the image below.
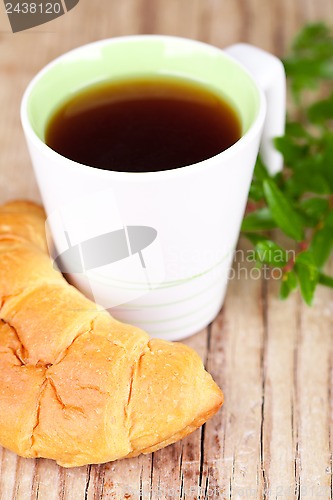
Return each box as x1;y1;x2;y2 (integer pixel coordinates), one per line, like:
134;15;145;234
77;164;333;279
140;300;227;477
0;200;223;467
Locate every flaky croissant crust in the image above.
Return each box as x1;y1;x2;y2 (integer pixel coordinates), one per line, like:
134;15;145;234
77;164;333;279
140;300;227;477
0;201;223;467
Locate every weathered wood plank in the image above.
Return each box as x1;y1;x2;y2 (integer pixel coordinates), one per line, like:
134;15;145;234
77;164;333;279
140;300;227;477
261;278;299;499
0;450;18;500
0;1;333;499
207;240;266;500
149;331;208;499
296;272;333;498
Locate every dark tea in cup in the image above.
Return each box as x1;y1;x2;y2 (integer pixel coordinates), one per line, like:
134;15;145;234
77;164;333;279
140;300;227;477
45;76;241;172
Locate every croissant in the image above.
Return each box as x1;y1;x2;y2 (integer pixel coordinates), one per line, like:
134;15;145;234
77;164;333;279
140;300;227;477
0;200;223;467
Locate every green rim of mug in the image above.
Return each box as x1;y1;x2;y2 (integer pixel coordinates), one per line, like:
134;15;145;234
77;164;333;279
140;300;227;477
26;36;260;143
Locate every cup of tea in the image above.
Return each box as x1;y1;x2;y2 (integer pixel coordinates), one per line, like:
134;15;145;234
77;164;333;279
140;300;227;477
21;36;285;340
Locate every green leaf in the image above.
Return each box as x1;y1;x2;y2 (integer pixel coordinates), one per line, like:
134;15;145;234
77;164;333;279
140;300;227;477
318;272;333;288
263;179;305;241
295;251;316;266
280;281;290;300
284;58;333;100
325;210;333;228
246;234;288;267
283;23;333;100
294;251;319;305
310;225;333;268
241;22;333;306
280;270;298;299
307;92;333;123
274;136;309;165
287;172;331;196
320;134;333;190
298;197;329;221
292;23;333;54
285;121;308;138
287;269;298;289
253;156;270;180
248;182;264;201
284;57;333;81
241;208;277;232
284;147;333;195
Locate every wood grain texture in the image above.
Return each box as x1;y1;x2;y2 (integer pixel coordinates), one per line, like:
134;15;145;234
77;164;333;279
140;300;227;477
0;1;333;498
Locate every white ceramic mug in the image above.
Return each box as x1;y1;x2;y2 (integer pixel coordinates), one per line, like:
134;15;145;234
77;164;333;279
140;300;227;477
21;36;285;340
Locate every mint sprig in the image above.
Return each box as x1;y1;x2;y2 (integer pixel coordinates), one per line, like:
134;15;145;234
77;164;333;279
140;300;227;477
242;22;333;305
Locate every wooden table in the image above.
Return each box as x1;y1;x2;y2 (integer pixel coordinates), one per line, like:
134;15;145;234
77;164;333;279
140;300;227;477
0;1;333;498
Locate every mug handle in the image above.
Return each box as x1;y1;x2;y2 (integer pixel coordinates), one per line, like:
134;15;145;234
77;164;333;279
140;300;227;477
224;44;286;175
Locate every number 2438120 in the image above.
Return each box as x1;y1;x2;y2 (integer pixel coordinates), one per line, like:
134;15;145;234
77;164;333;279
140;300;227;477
5;3;62;14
